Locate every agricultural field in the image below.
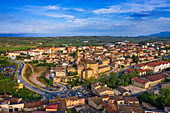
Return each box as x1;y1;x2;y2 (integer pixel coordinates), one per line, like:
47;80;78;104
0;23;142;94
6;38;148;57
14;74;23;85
0;36;170;53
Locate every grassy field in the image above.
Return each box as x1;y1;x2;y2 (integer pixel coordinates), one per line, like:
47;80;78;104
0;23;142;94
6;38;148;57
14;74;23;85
30;64;48;76
23;63;33;82
0;45;36;52
0;36;169;53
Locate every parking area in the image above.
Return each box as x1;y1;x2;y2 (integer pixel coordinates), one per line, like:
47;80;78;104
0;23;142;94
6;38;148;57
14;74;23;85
124;85;146;95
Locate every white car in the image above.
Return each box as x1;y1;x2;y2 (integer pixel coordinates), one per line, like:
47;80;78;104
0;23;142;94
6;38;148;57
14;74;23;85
76;92;82;97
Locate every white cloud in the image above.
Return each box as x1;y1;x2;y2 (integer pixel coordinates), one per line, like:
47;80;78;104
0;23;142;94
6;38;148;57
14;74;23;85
158;17;170;21
44;5;60;10
73;8;85;12
43;13;75;19
44;5;85;12
93;1;170;14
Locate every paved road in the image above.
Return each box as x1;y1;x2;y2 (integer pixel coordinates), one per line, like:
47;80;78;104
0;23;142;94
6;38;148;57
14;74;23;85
10;60;69;100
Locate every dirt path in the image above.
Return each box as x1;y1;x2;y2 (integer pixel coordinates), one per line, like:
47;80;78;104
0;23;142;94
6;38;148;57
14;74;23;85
28;63;46;88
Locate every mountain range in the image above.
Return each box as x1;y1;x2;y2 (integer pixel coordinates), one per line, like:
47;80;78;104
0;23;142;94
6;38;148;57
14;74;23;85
0;31;170;37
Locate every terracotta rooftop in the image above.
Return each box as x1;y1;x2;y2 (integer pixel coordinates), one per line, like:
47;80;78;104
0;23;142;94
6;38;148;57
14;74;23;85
118;106;143;113
116;86;129;93
88;96;102;106
81;59;97;64
144;73;168;81
132;77;148;84
136;60;170;68
129;103;140;107
2;100;9;104
147;60;170;67
102;102;119;113
124;97;139;102
96;87;114;93
4;97;22;104
126;68;146;73
85;67;93;70
109;95;124;101
45;104;58;110
135;63;146;67
24;101;44;108
56;95;80;101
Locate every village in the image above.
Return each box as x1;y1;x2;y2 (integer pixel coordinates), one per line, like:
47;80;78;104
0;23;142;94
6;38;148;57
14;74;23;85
0;41;170;113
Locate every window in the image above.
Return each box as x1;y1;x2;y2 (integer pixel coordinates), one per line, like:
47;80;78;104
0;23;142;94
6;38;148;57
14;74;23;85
14;108;18;111
9;109;13;112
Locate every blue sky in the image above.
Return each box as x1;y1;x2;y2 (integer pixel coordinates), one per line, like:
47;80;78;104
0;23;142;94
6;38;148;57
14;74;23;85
0;0;170;36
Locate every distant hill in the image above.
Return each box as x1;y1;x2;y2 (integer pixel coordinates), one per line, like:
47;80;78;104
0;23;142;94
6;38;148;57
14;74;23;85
1;31;170;37
141;31;170;37
0;33;51;37
0;33;26;37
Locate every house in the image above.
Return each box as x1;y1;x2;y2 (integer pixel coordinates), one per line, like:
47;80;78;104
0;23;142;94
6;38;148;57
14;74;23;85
45;104;58;111
53;75;68;83
102;102;119;113
91;82;114;96
135;60;170;73
108;95;125;105
28;51;42;57
95;86;114;96
50;66;66;77
0;97;24;112
116;86;131;96
23;100;48;111
125;68;152;76
79;59;99;79
88;96;103;110
124;97;140;107
132;73;169;89
55;95;85;108
8;52;21;59
118;105;144;113
67;67;76;73
142;102;157;111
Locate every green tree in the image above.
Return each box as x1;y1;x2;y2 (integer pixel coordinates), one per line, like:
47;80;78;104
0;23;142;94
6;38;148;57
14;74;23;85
0;79;18;95
132;55;139;64
158;88;170;107
100;74;108;84
108;72;119;88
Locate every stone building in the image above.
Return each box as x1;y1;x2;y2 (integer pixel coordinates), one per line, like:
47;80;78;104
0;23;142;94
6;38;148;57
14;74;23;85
88;96;103;110
78;59;99;79
76;51;111;80
132;73;169;89
91;82;114;96
135;60;170;73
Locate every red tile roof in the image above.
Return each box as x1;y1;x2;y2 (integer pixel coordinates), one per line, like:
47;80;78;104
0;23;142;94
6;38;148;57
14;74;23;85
127;68;146;74
147;60;170;67
135;60;170;68
132;77;148;84
102;102;119;113
24;101;44;108
135;63;146;67
124;97;139;102
144;73;167;81
45;104;58;110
